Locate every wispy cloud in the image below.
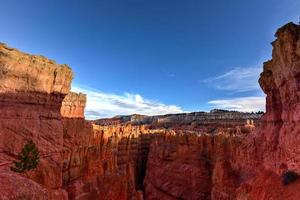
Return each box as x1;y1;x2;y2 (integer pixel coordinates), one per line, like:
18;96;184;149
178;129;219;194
71;85;183;120
208;96;265;112
203;66;262;93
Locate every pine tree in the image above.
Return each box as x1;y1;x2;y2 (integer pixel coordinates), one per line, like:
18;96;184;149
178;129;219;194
11;140;40;173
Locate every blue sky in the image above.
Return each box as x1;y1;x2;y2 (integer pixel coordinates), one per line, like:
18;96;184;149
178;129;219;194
1;0;299;119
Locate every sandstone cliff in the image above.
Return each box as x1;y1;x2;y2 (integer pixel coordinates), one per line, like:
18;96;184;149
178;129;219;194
0;43;72;94
237;22;300;200
0;43;73;199
0;43;138;200
143;22;300;200
96;111;261;134
0;22;299;200
258;22;300;173
61;92;86;118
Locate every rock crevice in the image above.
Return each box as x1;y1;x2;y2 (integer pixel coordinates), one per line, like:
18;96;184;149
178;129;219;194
0;22;300;200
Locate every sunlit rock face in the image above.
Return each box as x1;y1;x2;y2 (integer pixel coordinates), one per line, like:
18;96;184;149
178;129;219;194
236;22;300;200
0;43;73;94
62;122;148;200
61;92;86;118
0;22;299;200
0;43;139;199
258;23;300;173
143;129;244;199
0;43;72;198
95;111;261;133
144;22;300;200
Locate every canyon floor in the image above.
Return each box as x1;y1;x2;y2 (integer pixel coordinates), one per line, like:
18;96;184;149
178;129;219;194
0;22;300;200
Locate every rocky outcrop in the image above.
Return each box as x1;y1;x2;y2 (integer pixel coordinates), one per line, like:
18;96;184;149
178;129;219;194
144;133;212;200
143;22;300;200
0;43;138;200
0;43;73;198
1;22;299;200
236;22;300;200
0;43;72;94
144;131;243;200
61;92;86;118
62;121;138;200
258;22;300;173
96;111;261;133
0;42;265;200
92;124;161;191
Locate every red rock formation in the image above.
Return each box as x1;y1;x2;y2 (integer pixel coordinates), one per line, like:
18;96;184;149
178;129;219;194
62;121;139;199
0;43;138;199
0;43;73;94
61;92;86;118
235;22;300;200
0;43;73;199
0;22;299;200
144;22;300;200
0;172;70;199
95;111;261;133
258;22;300;173
144;132;240;199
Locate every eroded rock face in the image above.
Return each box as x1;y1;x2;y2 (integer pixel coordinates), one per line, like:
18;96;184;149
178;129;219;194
236;22;300;200
0;172;70;200
258;22;300;173
0;43;139;200
61;92;86;118
144;132;242;200
62;121;139;200
0;43;73;194
144;22;300;200
0;22;299;200
96;111;261;133
0;43;73;94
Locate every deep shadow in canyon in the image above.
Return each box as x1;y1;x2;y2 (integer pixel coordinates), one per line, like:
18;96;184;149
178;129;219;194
0;22;300;200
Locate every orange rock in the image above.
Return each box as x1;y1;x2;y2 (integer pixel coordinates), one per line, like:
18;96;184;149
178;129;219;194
61;92;86;118
0;43;73;94
144;22;300;200
1;22;300;200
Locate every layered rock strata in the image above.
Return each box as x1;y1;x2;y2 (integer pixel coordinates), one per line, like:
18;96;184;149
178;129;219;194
0;22;299;200
61;92;86;118
144;22;300;200
0;43;140;199
237;22;300;200
96;111;261;133
0;43;73;199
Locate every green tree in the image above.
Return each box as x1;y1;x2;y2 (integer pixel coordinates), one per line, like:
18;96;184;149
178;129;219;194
11;140;40;173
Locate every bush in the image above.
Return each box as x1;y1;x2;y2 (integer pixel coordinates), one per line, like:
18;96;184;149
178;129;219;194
282;171;299;186
256;111;265;114
11;140;40;173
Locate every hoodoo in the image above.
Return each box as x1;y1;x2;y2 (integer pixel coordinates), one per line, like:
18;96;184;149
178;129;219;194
144;22;300;200
0;22;299;200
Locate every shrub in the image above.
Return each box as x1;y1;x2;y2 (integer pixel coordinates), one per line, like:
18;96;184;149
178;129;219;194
282;171;299;186
11;140;40;173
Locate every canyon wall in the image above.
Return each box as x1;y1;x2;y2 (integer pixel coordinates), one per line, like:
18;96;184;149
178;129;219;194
144;129;245;199
96;111;261;133
0;43;72;199
144;22;300;200
61;92;86;118
0;43;141;200
236;22;300;200
0;22;299;200
258;22;300;173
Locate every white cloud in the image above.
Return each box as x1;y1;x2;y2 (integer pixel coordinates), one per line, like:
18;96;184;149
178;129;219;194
71;85;183;120
208;96;266;112
203;66;262;93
